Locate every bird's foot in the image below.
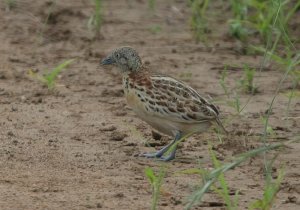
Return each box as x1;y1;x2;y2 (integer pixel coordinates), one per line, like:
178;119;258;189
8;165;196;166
140;152;163;158
140;151;176;161
157;154;175;161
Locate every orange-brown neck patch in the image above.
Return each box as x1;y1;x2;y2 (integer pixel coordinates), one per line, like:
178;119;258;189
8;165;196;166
128;71;152;89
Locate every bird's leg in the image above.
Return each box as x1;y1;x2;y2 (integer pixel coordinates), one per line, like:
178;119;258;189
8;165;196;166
141;132;181;160
159;132;182;161
141;140;175;158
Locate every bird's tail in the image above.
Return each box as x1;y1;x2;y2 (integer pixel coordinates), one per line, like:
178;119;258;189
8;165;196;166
215;117;228;135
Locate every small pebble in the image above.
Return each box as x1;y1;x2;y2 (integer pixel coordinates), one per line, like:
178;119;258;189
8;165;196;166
110;132;127;141
114;111;127;116
11;106;18;112
20;96;26;102
151;130;162;140
100;125;117;132
287;196;297;203
114;192;124;198
7;131;14;136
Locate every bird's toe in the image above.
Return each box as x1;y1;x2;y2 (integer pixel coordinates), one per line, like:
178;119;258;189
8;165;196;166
140;152;162;158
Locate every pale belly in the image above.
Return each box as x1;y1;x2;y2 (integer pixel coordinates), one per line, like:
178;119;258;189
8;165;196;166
124;88;212;137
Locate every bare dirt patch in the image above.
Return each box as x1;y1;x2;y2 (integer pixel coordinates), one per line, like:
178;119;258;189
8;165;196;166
0;1;299;209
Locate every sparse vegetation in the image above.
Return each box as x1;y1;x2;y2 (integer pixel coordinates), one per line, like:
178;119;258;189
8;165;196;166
145;167;166;210
209;147;240;210
5;0;17;10
88;0;103;38
1;0;299;209
176;142;290;210
149;25;161;34
28;59;75;90
148;0;156;11
219;67;229;98
261;116;275;137
228;93;241;114
239;65;258;94
250;168;284;210
188;0;210;43
179;72;193;81
253;46;300;86
37;0;56;44
228;0;249;42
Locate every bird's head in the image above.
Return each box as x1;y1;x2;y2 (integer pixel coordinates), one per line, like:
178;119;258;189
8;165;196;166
101;47;142;73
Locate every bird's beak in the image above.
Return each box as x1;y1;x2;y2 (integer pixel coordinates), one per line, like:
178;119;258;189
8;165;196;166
101;56;115;65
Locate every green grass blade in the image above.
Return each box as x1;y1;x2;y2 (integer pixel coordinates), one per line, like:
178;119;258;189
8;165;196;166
144;166;166;210
209;147;233;209
184;141;294;210
45;59;75;88
145;167;156;185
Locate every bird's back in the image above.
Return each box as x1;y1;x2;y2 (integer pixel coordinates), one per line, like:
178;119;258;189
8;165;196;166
122;68;225;135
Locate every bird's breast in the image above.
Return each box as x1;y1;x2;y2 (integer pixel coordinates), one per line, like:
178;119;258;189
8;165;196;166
123;77;144;113
124;89;140;108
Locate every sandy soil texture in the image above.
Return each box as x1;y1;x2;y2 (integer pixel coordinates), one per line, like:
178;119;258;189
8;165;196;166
0;1;299;209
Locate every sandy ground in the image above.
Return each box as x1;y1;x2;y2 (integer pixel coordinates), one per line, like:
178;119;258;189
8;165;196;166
0;0;299;209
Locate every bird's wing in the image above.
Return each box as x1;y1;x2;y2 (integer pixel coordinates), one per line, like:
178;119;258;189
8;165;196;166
134;74;220;124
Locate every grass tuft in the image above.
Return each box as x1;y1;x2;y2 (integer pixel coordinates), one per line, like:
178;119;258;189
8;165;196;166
188;0;210;43
28;59;75;90
249;166;284;210
239;65;258;94
5;0;17;10
209;146;239;210
148;0;156;11
145;166;166;210
149;25;162;34
182;140;294;210
88;0;103;38
228;0;249;41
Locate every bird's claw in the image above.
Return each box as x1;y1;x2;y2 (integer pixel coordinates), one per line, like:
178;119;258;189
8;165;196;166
140;152;162;158
140;152;175;161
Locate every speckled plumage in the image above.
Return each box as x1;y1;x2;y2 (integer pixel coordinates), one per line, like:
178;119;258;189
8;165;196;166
101;47;227;161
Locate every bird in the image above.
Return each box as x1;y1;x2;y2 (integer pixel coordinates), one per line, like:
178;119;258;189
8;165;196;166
101;46;227;161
